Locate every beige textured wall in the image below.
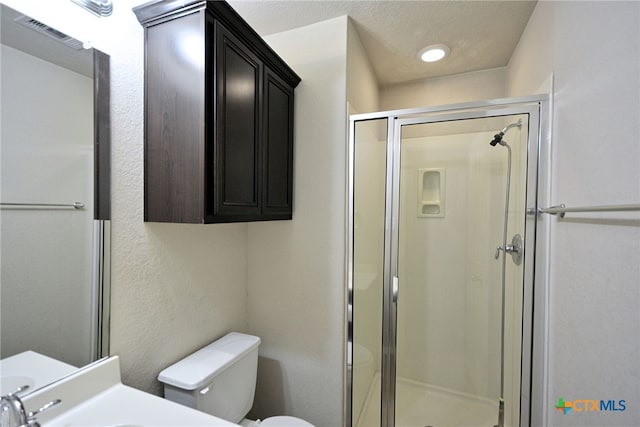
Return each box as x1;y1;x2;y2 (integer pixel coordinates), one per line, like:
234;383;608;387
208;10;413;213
380;67;506;111
106;2;250;396
11;2;639;426
0;0;251;396
247;16;349;427
347;18;380;114
507;2;640;425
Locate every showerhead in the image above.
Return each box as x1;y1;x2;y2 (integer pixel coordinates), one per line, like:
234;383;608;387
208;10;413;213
490;132;504;146
489;119;522;147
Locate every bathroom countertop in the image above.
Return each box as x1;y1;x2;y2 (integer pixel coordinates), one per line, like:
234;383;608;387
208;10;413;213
0;351;77;396
44;383;239;426
22;356;239;427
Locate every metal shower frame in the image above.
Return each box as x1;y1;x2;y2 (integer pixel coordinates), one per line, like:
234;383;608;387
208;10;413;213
346;95;552;427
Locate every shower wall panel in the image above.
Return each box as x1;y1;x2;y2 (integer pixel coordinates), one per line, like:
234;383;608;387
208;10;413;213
396;118;527;426
397;131;504;398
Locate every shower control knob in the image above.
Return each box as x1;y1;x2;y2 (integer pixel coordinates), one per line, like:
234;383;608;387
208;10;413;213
495;235;523;265
507;234;524;266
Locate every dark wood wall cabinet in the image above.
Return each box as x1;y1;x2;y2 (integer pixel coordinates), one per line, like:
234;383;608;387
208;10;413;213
134;0;300;223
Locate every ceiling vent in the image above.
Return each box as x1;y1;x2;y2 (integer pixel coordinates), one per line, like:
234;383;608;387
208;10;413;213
14;15;84;50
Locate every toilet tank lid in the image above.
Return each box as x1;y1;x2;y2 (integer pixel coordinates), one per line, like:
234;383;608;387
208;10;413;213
158;332;261;390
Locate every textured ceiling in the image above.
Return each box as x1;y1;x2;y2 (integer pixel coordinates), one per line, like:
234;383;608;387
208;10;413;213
228;0;537;86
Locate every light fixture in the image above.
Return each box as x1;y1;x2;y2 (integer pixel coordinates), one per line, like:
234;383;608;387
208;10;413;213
418;44;450;63
70;0;113;17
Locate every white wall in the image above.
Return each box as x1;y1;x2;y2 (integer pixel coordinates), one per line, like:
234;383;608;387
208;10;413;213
507;2;640;425
246;16;349;427
1;0;250;396
380;67;506;111
0;44;94;367
347;18;379;114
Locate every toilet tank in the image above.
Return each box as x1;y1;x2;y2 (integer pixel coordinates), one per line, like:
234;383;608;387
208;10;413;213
158;332;261;423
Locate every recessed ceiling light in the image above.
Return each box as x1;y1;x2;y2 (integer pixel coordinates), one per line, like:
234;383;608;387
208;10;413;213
418;44;450;63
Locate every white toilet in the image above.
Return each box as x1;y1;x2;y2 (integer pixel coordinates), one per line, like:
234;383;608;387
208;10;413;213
158;332;314;427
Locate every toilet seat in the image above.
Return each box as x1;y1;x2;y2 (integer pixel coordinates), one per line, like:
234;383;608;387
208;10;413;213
260;416;314;426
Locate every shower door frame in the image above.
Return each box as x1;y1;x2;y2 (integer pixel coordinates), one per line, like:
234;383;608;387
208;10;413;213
346;95;551;427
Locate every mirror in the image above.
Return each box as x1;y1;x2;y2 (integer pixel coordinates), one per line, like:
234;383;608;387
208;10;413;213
0;3;110;395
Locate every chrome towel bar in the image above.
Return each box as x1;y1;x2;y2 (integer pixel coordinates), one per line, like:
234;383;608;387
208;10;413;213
0;201;84;209
529;203;640;218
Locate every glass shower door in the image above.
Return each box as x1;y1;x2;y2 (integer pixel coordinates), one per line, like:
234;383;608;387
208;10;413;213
393;115;529;427
350;118;388;427
348;99;546;427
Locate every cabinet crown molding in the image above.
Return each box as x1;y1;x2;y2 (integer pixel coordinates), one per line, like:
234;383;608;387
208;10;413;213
133;0;301;88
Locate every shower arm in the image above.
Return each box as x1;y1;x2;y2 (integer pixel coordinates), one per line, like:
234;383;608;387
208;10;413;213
490;119;522;147
500;119;522;134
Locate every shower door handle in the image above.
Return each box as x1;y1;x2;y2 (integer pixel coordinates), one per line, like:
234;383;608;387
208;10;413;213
392;276;399;303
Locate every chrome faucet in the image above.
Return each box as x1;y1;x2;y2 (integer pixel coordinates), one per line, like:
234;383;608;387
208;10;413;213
1;392;29;427
0;387;60;427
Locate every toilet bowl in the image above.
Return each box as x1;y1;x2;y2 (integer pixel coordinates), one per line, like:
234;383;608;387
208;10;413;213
259;416;313;426
158;332;313;427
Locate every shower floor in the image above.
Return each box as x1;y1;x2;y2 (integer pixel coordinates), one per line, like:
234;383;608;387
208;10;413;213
356;374;498;427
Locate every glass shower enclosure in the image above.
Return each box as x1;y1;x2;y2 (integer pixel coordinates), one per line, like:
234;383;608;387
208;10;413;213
347;97;549;427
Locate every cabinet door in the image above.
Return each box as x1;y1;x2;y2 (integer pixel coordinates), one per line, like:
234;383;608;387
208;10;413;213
211;21;262;219
262;68;294;219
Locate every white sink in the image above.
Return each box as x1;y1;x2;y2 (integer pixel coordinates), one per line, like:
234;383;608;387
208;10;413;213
0;351;77;396
21;356;239;426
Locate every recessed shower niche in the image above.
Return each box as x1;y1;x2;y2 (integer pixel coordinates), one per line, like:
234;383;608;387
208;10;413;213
417;168;445;217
